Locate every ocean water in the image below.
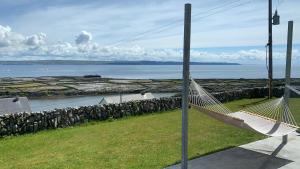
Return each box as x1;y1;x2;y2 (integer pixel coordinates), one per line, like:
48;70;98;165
29;93;175;112
0;64;299;79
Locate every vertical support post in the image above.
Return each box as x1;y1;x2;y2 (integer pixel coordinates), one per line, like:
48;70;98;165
120;92;122;103
268;0;273;99
182;3;191;169
283;21;294;144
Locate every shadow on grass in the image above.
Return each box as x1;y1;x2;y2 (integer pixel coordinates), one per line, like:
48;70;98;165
240;98;270;108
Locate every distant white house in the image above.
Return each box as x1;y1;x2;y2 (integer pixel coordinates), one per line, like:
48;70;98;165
99;93;155;105
0;97;32;115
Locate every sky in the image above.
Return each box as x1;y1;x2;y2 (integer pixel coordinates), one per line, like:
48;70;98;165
0;0;299;64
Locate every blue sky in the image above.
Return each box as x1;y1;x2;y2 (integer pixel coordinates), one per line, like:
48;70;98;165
0;0;299;64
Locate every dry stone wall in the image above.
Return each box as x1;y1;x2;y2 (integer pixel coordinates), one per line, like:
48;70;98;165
0;97;181;137
0;87;287;137
214;87;284;103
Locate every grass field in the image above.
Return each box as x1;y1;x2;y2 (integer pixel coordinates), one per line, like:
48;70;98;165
1;98;298;169
288;98;300;125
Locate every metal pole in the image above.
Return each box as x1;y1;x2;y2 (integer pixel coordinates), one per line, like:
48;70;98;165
120;92;122;103
268;0;273;99
182;3;191;169
285;21;294;98
283;21;294;144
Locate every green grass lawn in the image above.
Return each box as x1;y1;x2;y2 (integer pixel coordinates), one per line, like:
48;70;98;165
0;98;295;169
289;98;300;125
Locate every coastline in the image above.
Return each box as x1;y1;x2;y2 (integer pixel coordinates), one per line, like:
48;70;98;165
0;76;299;99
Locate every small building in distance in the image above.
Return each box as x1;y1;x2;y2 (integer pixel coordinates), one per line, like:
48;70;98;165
99;93;155;105
0;97;32;115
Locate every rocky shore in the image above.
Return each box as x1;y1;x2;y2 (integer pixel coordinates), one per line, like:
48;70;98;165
0;76;299;99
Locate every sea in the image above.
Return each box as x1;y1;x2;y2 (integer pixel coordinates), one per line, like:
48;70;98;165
29;93;175;112
0;64;299;79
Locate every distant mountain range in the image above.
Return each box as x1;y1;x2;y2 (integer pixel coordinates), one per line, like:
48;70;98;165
0;60;240;65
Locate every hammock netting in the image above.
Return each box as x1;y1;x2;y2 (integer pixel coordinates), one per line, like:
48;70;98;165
189;78;299;137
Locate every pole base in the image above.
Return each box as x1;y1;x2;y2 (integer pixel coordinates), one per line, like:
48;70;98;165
282;135;288;144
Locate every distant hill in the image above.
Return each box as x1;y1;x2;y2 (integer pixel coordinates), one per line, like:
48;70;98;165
0;60;240;65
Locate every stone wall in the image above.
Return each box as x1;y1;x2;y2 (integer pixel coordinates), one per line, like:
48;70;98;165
0;87;288;137
214;87;285;103
0;97;181;137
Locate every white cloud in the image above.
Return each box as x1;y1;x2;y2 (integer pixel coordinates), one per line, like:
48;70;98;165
25;32;46;46
0;25;25;47
75;31;92;45
5;0;300;48
0;24;299;64
0;25;11;47
0;25;47;48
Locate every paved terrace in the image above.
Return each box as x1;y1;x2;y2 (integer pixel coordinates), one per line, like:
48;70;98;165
166;133;300;169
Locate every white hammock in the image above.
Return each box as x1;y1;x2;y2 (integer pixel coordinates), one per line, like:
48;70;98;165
190;78;299;137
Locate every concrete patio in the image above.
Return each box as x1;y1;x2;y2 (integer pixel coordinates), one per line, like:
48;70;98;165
166;133;300;169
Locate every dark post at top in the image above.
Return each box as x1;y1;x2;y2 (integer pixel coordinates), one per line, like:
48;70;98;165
268;0;273;99
182;3;191;169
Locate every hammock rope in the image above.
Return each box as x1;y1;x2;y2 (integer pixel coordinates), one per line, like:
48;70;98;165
286;85;300;95
190;79;231;115
190;78;299;137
